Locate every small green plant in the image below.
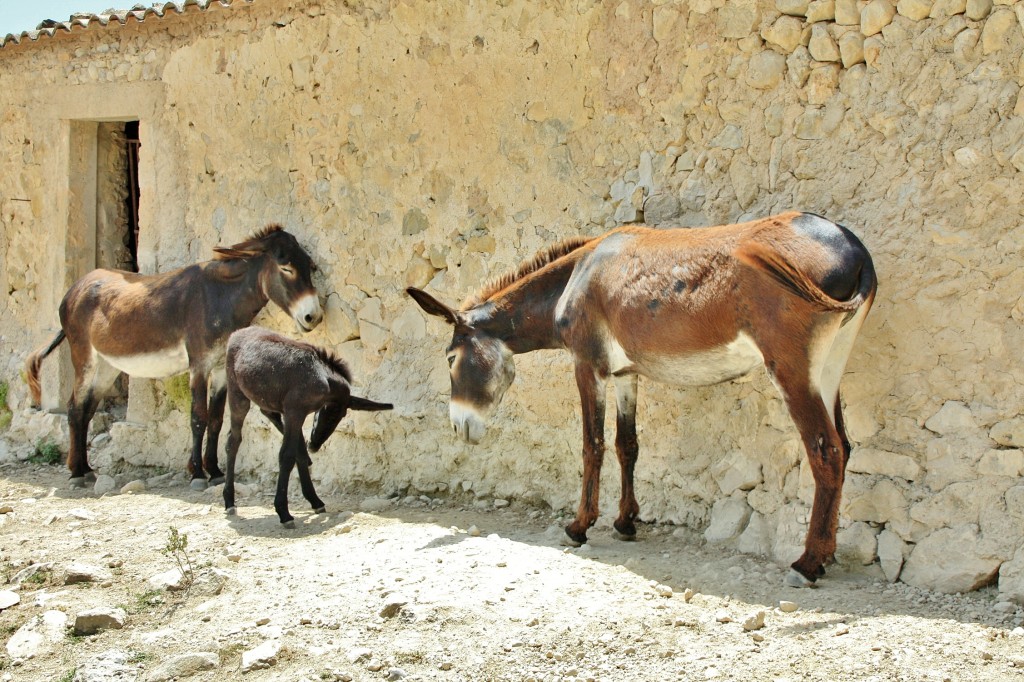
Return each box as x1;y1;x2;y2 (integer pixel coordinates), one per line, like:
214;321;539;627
127;588;164;613
161;526;195;590
58;670;76;682
0;381;11;431
29;440;62;465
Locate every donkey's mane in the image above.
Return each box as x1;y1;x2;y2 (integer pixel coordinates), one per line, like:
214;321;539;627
312;345;353;384
213;224;285;261
461;235;596;309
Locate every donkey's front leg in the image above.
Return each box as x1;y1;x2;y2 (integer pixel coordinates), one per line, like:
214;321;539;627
612;374;640;540
274;428;303;528
187;369;210;490
565;364;606;546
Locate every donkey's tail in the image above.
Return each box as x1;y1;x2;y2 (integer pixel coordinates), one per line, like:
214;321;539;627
349;396;393;412
25;331;66;407
734;241;876;313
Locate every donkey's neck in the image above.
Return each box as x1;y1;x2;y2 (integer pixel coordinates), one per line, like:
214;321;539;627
465;250;586;354
205;258;271;328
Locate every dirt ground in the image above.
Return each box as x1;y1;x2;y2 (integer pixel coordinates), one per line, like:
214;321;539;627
1;459;1023;682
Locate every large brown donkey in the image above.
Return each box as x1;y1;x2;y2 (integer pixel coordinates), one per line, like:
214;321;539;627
222;326;393;527
26;225;323;490
408;211;876;588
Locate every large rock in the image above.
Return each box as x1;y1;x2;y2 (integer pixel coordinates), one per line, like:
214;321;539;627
710;451;762;495
978;449;1024;478
746;50;787;90
980;8;1018;55
73;649;136;682
8;610;69;660
808;24;841;62
842;477;908;524
65;562;113;585
877;530;907;582
74;606;128;635
990;418;1024;447
901;525;1001;593
924;401;977;435
147;652;219;681
861;0;897;35
762;16;804;53
847;448;921;480
897;0;933;19
704;497;753;543
836;522;878;565
241;639;282;672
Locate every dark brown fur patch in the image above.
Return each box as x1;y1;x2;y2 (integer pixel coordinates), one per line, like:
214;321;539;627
462;236;596;309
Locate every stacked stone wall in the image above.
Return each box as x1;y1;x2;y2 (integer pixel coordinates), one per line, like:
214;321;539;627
0;0;1022;597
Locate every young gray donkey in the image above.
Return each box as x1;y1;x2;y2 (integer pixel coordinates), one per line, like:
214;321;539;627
223;326;392;527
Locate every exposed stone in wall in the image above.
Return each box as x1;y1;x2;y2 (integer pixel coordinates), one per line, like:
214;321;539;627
1;0;1023;599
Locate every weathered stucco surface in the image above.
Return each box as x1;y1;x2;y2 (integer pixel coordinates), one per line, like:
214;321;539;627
1;0;1023;597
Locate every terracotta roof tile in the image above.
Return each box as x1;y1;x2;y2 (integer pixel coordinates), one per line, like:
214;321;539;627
1;0;253;49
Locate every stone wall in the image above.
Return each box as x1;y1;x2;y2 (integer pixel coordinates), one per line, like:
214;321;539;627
1;0;1022;598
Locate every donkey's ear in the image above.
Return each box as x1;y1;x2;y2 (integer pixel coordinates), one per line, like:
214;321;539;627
406;287;459;325
213;246;261;261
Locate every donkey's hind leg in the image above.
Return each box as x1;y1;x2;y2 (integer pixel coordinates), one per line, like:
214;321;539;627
202;370;228;485
66;352;121;487
612;374;640;540
773;369;845;587
223;387;250;517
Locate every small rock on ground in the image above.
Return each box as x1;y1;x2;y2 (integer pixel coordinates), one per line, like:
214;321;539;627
241;639;282;672
74;606;127;635
146;652;219;681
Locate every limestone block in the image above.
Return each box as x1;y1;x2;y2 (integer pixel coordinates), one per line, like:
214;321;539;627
862;0;897;36
711;450;763;495
746;50;788;89
325;294;359;344
807;0;837;21
642;193;682;225
762;15;805;53
357;298;389;353
842;477;909;523
999;549;1024;603
901;525;1001;593
978;449;1024;477
718;0;762;38
787;46;813;87
391;307;426;341
897;0;933;18
863;35;884;66
772;504;810;565
653;4;684;43
836;522;879;565
924;401;977;435
877;529;907;581
991;413;1024;446
981;9;1020;54
929;0;968;17
809;23;842;61
736;511;773;555
806;64;841;105
910;481;986;528
924;438;979;492
795;106;828;139
966;0;993;19
839;31;866;66
778;0;811;16
704;496;753;542
847;447;922;480
836;0;862;24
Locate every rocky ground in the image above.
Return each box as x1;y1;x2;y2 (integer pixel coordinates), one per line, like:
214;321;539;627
1;458;1023;682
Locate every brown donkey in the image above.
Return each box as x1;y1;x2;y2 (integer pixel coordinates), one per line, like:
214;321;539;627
223;326;393;527
408;211;876;588
26;225;323;490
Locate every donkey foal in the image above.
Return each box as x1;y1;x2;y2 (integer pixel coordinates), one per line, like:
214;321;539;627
223;327;392;527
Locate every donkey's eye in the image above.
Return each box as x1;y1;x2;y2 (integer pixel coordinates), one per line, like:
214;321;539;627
280;265;295;276
447;355;456;368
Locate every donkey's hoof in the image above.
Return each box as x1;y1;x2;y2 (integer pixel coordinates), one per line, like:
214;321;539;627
281;519;296;529
784;568;818;589
69;477;88;490
208;476;225;486
225;506;237;516
314;507;327;515
189;478;208;491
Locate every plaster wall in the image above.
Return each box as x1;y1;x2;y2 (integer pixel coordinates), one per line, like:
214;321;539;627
1;0;1023;597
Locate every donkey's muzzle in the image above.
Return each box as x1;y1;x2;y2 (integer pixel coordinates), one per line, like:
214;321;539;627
450;402;485;444
293;294;324;332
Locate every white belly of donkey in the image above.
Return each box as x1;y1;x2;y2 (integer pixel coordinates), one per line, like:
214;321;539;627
98;344;190;378
617;332;765;387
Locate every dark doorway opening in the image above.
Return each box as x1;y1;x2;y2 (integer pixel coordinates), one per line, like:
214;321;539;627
124;120;140;273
